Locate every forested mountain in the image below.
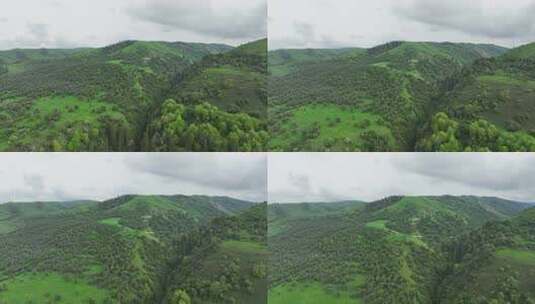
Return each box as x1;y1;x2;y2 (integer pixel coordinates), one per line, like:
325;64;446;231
143;39;268;152
439;207;535;303
268;41;522;151
163;203;267;304
0;195;266;304
0;38;267;152
268;196;534;304
419;42;535;151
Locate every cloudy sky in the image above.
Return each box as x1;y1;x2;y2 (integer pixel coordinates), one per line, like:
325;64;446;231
269;0;535;49
0;0;266;50
0;153;267;203
269;153;535;203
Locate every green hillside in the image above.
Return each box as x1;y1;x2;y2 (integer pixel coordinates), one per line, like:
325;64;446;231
418;42;535;152
268;201;365;237
0;39;267;152
163;203;267;304
503;42;535;60
268;196;533;304
269;48;365;77
438;207;535;303
142;38;268;152
0;195;264;303
269;41;509;151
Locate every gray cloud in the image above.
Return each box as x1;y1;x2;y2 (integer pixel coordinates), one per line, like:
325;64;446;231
288;173;311;192
0;153;267;203
269;0;535;50
24;174;45;194
0;0;262;51
392;154;535;197
269;153;535;203
27;23;49;40
127;154;266;195
0;22;81;50
0;173;81;203
270;21;352;50
294;22;315;44
128;0;266;41
394;0;535;40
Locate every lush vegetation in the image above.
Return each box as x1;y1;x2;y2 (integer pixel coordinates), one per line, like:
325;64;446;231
163;203;267;304
268;196;535;303
417;112;535;151
418;42;535;151
269;104;396;151
269;40;535;151
0;39;267;151
0;195;266;304
142;99;267;152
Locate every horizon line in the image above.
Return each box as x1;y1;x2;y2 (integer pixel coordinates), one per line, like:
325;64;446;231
267;39;529;51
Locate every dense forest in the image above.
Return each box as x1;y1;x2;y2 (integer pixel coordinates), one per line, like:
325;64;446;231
2;193;533;303
0;38;267;152
268;196;535;304
0;195;267;304
269;40;535;152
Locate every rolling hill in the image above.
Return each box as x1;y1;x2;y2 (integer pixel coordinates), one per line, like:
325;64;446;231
268;41;511;151
0;195;266;304
143;39;268;152
438;207;535;303
0;38;267;152
418;42;535;152
268;196;534;304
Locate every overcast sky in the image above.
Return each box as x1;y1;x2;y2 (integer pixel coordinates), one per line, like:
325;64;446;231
269;153;535;203
269;0;535;49
0;0;266;50
0;153;267;203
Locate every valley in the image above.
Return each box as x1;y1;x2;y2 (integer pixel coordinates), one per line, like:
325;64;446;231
269;41;535;152
268;196;535;303
0;39;267;152
0;195;267;304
